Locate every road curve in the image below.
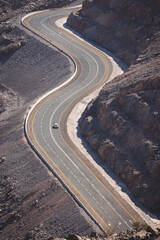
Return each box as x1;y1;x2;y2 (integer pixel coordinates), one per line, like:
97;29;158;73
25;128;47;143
23;6;143;234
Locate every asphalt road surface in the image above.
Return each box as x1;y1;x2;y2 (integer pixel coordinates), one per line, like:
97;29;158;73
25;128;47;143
23;6;137;234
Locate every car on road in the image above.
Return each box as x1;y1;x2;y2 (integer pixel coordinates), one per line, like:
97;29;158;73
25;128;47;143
52;123;59;129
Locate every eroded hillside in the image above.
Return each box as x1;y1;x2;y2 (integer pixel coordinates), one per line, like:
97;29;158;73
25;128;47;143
67;0;160;214
67;0;160;65
0;0;100;239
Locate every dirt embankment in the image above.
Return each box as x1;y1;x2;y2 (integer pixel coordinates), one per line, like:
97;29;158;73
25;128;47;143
0;0;100;239
0;0;76;56
67;0;160;215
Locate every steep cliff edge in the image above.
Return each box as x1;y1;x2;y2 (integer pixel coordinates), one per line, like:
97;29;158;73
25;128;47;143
67;0;160;214
67;0;160;65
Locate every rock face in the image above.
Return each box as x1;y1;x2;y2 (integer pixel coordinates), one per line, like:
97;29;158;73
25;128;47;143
68;0;160;214
80;52;160;213
0;0;75;56
25;227;160;240
67;0;160;65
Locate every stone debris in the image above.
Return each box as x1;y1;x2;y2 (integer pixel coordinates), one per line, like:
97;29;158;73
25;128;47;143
68;0;160;215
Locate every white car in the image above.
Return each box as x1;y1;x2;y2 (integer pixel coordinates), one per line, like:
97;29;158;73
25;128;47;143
52;123;59;129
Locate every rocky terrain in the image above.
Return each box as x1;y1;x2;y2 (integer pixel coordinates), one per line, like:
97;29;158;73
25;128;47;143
1;0;160;239
67;0;160;65
67;0;160;215
0;0;76;55
25;226;160;240
0;0;101;239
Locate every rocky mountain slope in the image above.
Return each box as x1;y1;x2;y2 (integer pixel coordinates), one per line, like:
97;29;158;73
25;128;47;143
0;0;160;239
26;226;160;240
0;0;100;239
0;0;75;56
67;0;160;215
67;0;160;65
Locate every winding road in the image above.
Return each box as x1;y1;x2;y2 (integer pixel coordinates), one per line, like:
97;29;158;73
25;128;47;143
23;6;142;234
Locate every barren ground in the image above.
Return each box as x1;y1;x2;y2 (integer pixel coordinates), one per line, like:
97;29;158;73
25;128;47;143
0;19;100;239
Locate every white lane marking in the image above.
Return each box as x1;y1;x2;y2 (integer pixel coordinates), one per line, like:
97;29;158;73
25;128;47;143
41;16;95;95
96;201;100;206
36;14;133;229
41;17;99;83
51;120;131;229
41;113;120;226
49;145;52;150
56;154;60;159
41;102;133;231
